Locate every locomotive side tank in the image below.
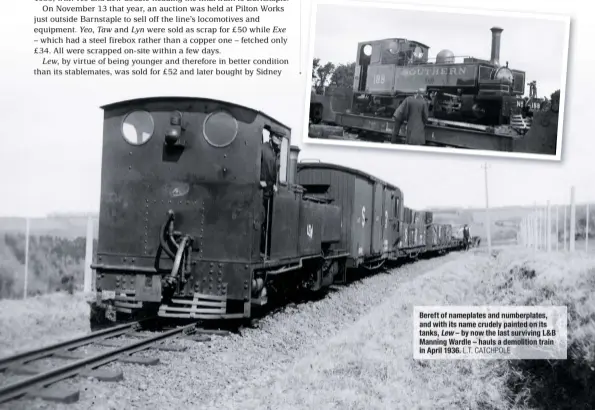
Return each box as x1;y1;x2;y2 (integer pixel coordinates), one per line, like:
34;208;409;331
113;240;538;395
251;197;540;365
90;97;347;326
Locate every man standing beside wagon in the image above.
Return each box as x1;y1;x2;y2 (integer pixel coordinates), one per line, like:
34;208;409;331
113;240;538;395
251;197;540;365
391;87;430;146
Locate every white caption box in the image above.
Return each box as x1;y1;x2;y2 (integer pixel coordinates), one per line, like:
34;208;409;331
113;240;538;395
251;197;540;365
413;306;567;360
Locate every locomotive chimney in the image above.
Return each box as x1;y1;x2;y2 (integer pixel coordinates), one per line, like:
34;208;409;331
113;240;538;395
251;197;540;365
289;145;301;185
490;27;503;66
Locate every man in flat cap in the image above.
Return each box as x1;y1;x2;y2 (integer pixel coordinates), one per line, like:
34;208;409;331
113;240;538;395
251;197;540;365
260;129;281;257
391;87;429;146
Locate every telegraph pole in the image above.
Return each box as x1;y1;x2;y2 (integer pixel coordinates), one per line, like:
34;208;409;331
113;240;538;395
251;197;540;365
482;163;492;254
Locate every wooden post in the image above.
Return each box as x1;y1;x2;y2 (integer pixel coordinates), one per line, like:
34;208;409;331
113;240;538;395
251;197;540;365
521;218;526;246
84;216;94;293
23;218;30;299
538;208;542;250
570;187;576;252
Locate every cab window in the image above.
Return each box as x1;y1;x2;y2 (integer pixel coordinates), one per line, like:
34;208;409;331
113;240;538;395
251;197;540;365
262;127;270;144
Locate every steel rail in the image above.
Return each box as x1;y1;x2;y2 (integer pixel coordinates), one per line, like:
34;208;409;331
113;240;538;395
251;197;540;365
0;322;197;404
0;320;148;373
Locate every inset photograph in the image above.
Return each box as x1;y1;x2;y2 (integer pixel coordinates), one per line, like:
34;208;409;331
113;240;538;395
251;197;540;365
305;1;570;160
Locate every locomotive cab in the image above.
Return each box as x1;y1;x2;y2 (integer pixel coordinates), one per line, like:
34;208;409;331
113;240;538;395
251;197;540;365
91;97;298;324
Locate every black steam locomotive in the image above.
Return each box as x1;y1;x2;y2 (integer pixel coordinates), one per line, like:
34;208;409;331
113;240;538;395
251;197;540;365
89;97;466;328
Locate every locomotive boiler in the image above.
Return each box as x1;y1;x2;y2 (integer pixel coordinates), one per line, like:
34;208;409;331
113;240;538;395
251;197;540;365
350;27;531;131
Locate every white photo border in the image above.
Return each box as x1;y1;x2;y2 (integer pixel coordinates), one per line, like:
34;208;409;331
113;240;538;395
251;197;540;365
302;0;571;162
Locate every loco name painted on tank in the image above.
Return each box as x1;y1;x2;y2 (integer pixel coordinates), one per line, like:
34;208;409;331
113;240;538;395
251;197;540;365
396;63;478;91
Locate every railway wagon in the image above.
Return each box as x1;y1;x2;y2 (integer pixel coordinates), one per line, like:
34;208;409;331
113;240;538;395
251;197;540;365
89;96;347;328
399;209;428;258
296;163;403;269
426;223;460;253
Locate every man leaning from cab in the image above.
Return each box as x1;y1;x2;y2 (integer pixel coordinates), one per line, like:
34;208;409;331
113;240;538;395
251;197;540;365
259;128;282;256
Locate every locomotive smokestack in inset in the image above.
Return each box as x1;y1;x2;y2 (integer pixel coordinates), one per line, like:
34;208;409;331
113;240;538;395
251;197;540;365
490;27;503;66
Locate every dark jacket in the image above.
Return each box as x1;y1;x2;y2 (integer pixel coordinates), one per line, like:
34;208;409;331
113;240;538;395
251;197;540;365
260;142;278;198
393;95;429;145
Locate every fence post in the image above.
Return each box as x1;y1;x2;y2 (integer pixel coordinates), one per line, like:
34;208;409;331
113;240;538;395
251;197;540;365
23;217;30;299
538;208;542;250
522;218;526;246
521;218;526;246
586;203;590;252
533;212;538;250
570;187;576;252
84;216;94;293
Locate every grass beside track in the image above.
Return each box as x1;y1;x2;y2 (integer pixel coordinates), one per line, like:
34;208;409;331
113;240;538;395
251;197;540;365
233;248;595;410
0;292;91;357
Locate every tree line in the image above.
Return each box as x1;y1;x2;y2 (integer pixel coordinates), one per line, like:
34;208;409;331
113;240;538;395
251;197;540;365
311;58;356;94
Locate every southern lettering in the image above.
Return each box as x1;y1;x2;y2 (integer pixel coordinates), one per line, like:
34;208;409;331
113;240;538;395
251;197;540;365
401;66;468;76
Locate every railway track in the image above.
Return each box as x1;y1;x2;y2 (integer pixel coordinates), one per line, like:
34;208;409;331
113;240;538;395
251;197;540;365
0;320;226;405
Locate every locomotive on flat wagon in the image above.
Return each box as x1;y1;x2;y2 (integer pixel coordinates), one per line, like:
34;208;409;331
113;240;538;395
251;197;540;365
308;26;562;150
349;26;531;130
89;96;465;328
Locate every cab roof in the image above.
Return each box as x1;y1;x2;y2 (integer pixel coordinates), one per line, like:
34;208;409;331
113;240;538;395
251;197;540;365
100;96;291;131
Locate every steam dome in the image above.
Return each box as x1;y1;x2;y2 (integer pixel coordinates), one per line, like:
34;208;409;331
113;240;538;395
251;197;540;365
436;49;455;64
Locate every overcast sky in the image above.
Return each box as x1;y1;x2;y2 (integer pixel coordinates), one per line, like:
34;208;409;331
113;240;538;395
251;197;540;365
0;0;591;218
312;3;568;99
